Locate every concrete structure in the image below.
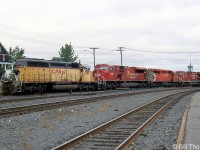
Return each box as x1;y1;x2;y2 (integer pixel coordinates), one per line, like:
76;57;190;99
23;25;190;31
184;92;200;147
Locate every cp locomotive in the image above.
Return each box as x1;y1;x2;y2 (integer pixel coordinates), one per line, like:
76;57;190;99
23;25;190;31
94;64;200;89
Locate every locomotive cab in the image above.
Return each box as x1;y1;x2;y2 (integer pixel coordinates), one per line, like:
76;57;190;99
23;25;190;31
94;64;119;81
94;64;123;90
94;64;109;81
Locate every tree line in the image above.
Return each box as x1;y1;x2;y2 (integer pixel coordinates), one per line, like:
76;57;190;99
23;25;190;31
11;43;78;65
0;43;79;77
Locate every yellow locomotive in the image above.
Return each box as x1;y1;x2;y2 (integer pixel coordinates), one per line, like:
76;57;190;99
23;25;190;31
3;58;96;94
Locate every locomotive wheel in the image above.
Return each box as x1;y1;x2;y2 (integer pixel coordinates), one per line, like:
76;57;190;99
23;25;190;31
100;85;106;90
39;85;44;95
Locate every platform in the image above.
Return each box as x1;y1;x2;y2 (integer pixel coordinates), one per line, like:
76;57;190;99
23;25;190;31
184;92;200;147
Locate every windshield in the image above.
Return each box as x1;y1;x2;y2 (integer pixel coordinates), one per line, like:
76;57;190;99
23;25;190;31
94;66;109;71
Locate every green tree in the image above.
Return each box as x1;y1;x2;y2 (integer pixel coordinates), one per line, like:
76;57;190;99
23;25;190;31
52;43;78;62
51;57;62;61
9;46;25;66
0;66;5;78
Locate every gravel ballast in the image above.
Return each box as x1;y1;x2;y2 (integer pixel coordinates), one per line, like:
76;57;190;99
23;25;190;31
0;89;195;150
128;93;194;150
0;88;171;109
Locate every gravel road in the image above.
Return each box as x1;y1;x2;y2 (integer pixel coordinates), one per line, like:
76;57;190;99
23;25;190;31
0;89;195;150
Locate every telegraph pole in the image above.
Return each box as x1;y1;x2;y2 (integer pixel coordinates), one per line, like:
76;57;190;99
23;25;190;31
116;47;124;66
89;48;99;69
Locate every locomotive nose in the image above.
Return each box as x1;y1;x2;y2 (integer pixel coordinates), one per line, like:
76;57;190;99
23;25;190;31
95;73;99;78
94;73;100;79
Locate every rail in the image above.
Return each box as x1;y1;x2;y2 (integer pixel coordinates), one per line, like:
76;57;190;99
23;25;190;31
51;90;198;150
0;88;185;118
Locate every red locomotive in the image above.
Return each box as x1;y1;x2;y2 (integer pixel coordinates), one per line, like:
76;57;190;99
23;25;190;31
94;64;200;89
94;64;149;89
173;71;200;86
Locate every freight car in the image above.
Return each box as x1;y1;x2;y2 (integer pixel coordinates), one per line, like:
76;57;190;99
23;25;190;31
2;58;96;94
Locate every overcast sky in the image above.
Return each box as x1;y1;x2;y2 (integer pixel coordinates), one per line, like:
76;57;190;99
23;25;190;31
1;0;200;71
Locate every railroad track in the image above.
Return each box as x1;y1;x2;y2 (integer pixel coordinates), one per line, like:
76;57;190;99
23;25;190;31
0;90;120;104
51;89;198;150
0;87;190;104
0;88;192;118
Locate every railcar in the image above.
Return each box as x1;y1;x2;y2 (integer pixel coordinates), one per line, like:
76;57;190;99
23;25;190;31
173;71;200;86
189;72;200;86
94;64;148;89
2;58;96;94
94;64;120;89
121;66;147;88
148;68;174;87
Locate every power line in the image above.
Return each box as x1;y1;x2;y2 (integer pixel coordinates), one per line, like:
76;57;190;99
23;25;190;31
0;30;64;46
0;30;91;48
125;48;200;53
2;30;200;54
124;58;199;62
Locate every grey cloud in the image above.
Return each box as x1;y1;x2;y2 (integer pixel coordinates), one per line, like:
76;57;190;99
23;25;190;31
1;0;200;71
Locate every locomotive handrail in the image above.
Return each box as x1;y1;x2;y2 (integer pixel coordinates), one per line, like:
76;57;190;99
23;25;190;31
95;70;107;87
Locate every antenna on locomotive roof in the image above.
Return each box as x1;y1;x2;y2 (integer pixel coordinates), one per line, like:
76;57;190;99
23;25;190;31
116;47;124;66
188;51;193;72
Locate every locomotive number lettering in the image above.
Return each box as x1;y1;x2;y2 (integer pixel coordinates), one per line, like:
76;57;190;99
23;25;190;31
52;69;65;74
127;71;137;79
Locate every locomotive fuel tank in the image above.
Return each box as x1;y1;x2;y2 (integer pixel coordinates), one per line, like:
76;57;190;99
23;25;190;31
52;85;78;90
119;82;143;88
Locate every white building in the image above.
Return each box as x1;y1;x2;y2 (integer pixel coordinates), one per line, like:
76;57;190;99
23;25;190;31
0;42;13;76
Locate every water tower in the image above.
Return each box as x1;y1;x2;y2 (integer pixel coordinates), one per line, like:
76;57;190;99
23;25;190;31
187;52;193;72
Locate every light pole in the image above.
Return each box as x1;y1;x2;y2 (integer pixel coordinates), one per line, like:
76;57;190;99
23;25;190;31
84;48;99;69
116;47;124;66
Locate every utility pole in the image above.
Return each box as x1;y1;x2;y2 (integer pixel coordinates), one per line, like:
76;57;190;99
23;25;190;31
89;48;99;69
116;47;124;66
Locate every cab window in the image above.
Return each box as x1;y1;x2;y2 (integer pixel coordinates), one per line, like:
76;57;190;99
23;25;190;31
100;66;109;70
94;66;109;70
